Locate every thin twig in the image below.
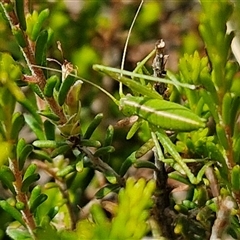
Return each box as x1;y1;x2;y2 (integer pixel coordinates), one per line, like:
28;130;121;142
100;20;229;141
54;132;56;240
81;146;124;186
210;196;234;240
0;1;67;124
32;160;76;229
9;159;36;239
151;132;175;240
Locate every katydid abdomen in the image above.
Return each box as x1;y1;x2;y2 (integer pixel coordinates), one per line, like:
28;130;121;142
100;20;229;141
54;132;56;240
120;96;206;131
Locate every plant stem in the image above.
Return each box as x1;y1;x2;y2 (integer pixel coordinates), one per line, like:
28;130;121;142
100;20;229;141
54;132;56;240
9;159;36;239
210;196;234;240
81;146;124;186
225;124;234;169
0;0;67;125
151;132;175;240
32;160;76;230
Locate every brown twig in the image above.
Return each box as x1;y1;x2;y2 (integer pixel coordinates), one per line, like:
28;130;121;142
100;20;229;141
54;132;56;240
1;0;67;124
8;159;36;239
32;160;76;229
80;146;124;186
210;196;234;240
152;149;175;240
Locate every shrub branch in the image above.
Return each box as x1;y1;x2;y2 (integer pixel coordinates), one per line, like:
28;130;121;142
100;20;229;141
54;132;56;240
0;0;67;124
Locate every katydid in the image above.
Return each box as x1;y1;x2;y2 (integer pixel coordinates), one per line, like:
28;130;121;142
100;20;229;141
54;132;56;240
33;63;205;132
120;95;205;131
29;0;207;191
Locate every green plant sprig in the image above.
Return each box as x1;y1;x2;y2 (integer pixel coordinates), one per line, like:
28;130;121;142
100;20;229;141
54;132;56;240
0;1;67;124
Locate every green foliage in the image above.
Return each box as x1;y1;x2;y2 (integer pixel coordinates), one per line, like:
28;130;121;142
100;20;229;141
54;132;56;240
0;0;240;240
75;178;155;240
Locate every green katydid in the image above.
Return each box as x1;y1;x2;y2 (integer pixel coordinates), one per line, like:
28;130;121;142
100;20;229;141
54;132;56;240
119;95;205;131
32;61;205;132
30;0;204;132
30;0;206;187
33;61;206;185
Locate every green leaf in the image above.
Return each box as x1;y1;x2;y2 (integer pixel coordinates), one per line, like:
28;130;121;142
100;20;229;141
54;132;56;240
29;185;41;209
135;138;154;158
18;144;33;170
30;194;48;213
90;204;108;226
0;53;22;81
12;26;27;48
80;139;101;148
119;152;136;177
0;166;15;193
38;110;60;122
199;88;219;123
35;30;48;66
24;114;45;140
216;124;229;150
31;9;50;41
104;171;117;184
174;204;189;214
222;92;234;126
47;206;59;220
93;146;115;157
31;149;52;162
231;165;240;191
21;173;40;192
205;141;228;173
75;219;95;239
1;66;42;122
126;119;142;140
65;80;82;115
104;125;114;147
0;167;14;183
95;184;120;199
16;138;26;160
6;223;32;240
15;201;25;211
10;112;25;141
0;87;16;125
233;138;240;164
15;0;27;31
43;119;55;140
23;164;37;181
84;113;103;139
43;75;59;97
58;74;76;106
33;140;64;148
56;165;75;177
108;178;155;239
50;144;71;158
134;160;158;170
0;201;25;226
76;158;84;173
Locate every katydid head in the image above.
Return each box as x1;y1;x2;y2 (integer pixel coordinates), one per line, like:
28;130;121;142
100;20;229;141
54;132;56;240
119;97;135;116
